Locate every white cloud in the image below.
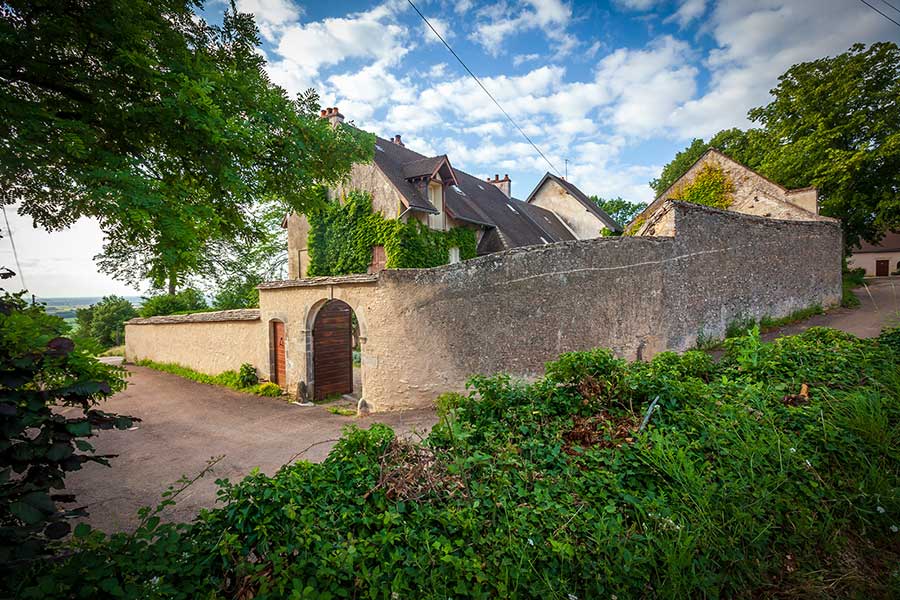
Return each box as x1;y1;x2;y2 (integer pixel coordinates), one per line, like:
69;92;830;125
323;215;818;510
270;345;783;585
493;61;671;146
671;0;897;138
269;2;409;96
666;0;706;27
423;16;454;44
235;0;301;41
470;0;576;57
328;61;416;107
513;53;541;66
615;0;661;11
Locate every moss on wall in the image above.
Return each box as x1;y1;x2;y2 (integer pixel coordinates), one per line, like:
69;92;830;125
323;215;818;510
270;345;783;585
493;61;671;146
307;190;477;276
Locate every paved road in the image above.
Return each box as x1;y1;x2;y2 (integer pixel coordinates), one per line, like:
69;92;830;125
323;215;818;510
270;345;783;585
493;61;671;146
65;367;437;532
67;279;897;533
762;277;899;342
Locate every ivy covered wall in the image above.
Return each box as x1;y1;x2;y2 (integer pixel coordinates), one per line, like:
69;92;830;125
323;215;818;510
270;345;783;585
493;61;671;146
306;190;477;277
670;163;735;210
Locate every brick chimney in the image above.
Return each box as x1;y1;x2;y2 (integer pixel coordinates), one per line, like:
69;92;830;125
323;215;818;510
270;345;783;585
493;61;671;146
391;134;405;147
487;173;511;197
320;106;344;127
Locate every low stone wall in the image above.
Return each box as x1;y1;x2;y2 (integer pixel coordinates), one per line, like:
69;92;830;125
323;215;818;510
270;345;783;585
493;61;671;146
125;310;262;377
125;202;842;411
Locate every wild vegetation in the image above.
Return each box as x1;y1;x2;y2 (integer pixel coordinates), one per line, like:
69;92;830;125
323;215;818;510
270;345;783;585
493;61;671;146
652;42;900;250
307;190;477;276
588;196;648;229
74;295;137;348
11;325;900;598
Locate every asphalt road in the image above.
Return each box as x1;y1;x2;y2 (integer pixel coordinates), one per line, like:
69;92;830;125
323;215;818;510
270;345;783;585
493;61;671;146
64;367;437;532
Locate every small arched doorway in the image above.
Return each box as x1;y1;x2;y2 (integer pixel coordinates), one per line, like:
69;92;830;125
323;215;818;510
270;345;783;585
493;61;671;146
312;299;354;400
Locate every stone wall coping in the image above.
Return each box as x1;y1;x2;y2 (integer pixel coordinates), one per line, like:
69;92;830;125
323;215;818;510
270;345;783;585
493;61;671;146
258;274;379;290
127;309;261;325
667;199;840;226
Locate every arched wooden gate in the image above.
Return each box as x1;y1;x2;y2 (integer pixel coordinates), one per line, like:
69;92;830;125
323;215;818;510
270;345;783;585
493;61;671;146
312;300;353;400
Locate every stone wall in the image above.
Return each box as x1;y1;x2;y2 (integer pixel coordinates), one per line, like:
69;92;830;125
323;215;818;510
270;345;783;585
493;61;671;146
126;202;842;411
125;310;263;376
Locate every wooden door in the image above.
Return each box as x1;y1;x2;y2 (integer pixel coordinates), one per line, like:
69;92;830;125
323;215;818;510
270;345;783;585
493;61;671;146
271;321;286;387
313;300;352;400
876;260;889;277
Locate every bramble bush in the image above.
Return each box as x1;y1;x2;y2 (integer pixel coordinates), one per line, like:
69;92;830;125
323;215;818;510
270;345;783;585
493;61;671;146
10;326;900;598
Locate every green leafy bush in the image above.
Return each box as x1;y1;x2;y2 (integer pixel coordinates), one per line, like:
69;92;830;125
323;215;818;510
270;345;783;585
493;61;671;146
74;295;137;347
307;190;477;276
13;327;900;598
139;289;207;318
238;363;259;388
248;382;282;397
0;293;133;567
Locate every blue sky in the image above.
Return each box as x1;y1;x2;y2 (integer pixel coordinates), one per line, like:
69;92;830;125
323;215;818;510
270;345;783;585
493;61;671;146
4;0;898;296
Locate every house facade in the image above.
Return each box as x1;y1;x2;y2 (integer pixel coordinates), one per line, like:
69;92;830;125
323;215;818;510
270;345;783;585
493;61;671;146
284;107;618;279
629;148;829;237
849;232;900;276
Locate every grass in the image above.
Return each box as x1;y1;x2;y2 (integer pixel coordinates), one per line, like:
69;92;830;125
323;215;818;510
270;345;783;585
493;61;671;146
327;406;357;417
134;359;282;397
698;304;825;349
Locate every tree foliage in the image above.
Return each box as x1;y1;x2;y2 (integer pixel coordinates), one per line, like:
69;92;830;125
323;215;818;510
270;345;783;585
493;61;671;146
588;196;647;228
138;288;207;318
0;0;373;291
652;43;900;248
750;42;900;248
75;296;136;347
0;293;133;566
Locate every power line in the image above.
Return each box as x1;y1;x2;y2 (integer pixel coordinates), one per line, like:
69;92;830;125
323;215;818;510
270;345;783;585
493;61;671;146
2;205;26;291
406;0;562;177
858;0;900;27
878;0;900;15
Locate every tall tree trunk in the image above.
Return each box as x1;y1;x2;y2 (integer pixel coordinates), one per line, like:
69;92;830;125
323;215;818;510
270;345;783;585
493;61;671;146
168;272;177;295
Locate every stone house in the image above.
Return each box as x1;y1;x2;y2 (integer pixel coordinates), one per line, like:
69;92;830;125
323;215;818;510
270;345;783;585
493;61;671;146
630;148;828;236
848;231;900;276
284;107;619;279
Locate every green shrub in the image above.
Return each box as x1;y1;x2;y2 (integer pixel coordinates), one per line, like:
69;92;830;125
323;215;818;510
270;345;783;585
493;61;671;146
13;327;900;598
238;363;258;388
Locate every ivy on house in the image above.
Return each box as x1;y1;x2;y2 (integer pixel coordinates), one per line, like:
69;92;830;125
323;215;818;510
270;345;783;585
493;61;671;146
671;163;735;210
306;190;477;276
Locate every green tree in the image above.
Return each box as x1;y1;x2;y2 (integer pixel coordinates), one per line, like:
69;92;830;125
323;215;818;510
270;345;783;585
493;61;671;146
0;293;132;565
86;296;137;347
139;288;207;318
588;196;648;228
1;1;373;293
749;42;900;248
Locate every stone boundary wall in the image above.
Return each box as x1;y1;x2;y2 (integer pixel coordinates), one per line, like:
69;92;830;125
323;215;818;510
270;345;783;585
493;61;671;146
125;202;842;411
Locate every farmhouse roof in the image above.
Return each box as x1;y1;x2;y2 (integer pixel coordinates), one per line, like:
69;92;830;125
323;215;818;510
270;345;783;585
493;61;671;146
372;134;574;250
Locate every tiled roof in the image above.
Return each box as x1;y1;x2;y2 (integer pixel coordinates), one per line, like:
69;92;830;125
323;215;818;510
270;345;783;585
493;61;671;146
854;231;900;253
371;134;574;250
